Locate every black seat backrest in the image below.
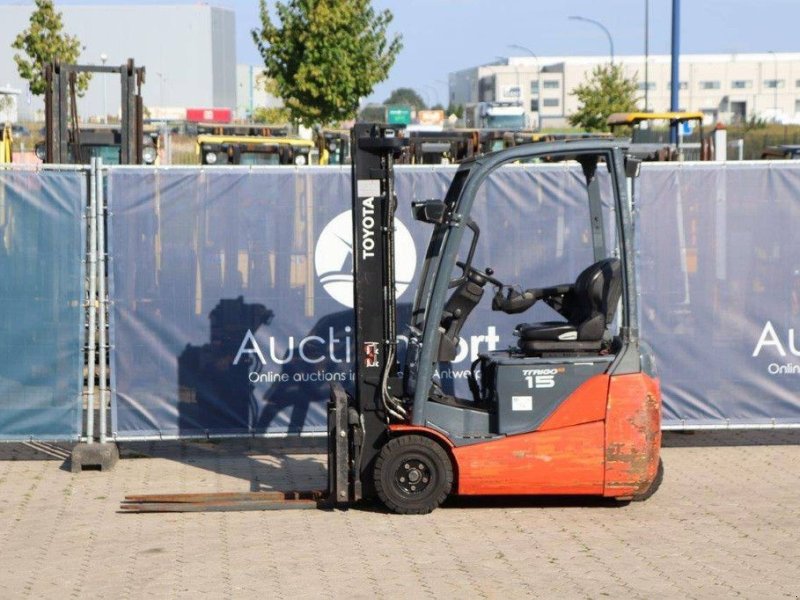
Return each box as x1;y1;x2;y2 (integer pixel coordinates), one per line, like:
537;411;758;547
568;258;621;341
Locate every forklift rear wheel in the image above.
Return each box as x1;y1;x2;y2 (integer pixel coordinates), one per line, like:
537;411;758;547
374;435;453;515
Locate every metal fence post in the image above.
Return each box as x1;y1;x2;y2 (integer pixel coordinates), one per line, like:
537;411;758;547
85;158;98;443
96;159;109;444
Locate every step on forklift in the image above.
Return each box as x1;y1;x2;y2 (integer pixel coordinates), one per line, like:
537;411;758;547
328;123;662;514
122;123;662;514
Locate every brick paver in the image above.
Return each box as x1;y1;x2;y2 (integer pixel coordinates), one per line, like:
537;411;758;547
0;431;798;599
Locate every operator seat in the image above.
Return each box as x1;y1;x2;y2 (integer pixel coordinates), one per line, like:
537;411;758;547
515;258;621;355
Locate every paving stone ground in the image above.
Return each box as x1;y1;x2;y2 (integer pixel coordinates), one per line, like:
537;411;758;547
0;431;798;599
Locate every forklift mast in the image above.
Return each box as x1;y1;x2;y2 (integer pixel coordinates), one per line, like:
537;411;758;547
44;59;145;164
328;124;406;505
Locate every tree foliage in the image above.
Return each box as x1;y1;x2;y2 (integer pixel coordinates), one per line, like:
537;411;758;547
12;0;90;96
357;104;386;122
252;106;291;125
251;74;291;124
447;103;464;119
0;95;13;114
568;64;638;132
384;87;426;110
251;0;402;127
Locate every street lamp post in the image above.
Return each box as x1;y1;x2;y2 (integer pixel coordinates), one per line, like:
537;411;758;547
435;79;449;111
509;44;541;130
422;84;440;108
568;16;614;64
417;88;432;109
100;53;108;123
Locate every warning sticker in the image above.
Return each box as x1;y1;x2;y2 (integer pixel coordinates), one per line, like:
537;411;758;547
511;396;533;411
357;180;382;198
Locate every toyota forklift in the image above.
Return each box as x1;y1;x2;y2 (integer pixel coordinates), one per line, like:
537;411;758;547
328;123;662;514
122;124;662;515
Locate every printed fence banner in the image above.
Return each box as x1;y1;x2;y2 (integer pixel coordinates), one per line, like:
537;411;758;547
638;163;800;427
107;163;800;437
0;169;85;440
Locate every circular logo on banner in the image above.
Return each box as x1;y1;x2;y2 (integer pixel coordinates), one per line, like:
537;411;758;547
315;210;417;308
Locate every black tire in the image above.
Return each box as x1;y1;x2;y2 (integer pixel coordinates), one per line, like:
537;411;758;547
632;457;664;502
374;435;453;514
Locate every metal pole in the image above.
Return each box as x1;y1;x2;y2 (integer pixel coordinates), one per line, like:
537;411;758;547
568;16;614;64
509;45;541;130
249;66;254;119
423;84;440;107
670;0;681;144
100;54;108;124
85;158;98;443
96;158;109;444
644;0;650;111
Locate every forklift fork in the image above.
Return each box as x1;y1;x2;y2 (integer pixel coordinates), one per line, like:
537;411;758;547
327;382;364;507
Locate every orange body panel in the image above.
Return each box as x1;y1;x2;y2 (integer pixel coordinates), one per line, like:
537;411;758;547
453;421;605;495
389;372;660;498
603;373;662;497
538;374;609;431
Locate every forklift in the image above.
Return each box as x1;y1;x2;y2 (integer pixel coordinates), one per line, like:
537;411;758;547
607;111;711;161
122;123;662;515
328;123;662;514
39;59;150;165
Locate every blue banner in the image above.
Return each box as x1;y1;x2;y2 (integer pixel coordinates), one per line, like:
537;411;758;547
638;163;800;426
107;163;800;437
0;169;85;440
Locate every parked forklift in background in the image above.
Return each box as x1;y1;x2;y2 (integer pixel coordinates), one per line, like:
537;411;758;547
38;59;153;165
607;111;711;161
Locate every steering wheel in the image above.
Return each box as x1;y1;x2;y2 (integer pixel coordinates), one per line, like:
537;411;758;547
455;261;504;288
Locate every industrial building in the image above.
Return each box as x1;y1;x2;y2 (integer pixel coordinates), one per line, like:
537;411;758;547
0;4;235;121
449;52;800;129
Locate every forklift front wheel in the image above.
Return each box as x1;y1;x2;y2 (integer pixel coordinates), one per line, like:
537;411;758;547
374;435;454;515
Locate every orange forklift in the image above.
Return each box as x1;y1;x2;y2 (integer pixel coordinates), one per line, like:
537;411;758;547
123;124;662;515
327;124;662;513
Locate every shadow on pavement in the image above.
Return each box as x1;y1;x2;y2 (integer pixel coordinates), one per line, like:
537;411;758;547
0;441;73;462
2;430;798;503
662;429;800;447
116;437;329;493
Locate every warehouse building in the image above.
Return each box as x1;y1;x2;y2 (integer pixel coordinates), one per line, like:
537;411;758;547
450;53;800;129
0;4;235;121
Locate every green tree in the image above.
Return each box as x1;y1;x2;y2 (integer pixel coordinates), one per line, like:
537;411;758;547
251;0;402;127
252;106;291;124
251;74;290;124
447;103;464;119
0;95;13;115
357;104;386;122
12;0;90;96
384;87;426;110
569;64;638;132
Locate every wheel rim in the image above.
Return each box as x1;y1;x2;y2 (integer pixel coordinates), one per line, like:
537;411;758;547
392;456;434;497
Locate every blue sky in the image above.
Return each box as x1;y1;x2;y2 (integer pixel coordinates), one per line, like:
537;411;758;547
3;0;799;104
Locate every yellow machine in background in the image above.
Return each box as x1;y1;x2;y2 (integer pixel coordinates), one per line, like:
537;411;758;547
1;124;12;164
607;111;710;161
316;129;351;165
197;134;313;166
